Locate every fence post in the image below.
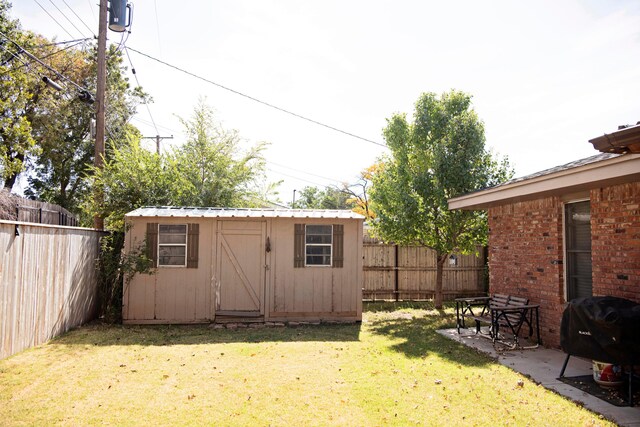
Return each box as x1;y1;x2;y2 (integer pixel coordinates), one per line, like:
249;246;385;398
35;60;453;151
394;244;399;302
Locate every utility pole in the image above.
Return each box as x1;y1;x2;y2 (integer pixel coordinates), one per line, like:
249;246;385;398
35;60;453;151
93;0;108;230
142;135;174;154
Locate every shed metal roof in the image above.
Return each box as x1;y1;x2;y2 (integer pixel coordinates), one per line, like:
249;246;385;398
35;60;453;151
125;207;365;219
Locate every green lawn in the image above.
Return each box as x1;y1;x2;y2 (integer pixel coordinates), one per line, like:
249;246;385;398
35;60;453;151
1;302;613;426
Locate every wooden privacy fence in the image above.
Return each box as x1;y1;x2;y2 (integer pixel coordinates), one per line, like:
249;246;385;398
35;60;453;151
363;236;487;301
0;189;79;226
0;221;102;359
0;188;78;227
15;198;79;227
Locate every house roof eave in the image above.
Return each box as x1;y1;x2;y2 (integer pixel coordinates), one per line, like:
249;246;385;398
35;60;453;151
448;153;640;211
589;123;640;154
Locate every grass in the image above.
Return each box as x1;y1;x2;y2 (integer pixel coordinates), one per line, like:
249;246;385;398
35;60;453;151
0;302;613;426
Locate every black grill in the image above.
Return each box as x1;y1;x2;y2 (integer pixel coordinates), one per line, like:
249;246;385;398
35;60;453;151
559;296;640;406
561;296;640;363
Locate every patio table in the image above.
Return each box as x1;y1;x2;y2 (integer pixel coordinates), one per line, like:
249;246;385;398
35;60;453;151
455;296;491;333
456;296;541;349
490;303;541;349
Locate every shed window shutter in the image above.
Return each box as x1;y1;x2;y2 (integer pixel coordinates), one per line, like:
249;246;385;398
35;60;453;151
146;222;158;267
332;224;344;268
294;223;305;268
187;223;199;268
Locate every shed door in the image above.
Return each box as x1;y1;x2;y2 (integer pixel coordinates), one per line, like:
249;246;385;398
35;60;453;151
215;221;266;316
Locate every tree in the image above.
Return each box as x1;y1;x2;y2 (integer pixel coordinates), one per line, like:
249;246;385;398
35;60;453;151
250;179;283;207
370;90;513;308
175;99;267;207
26;43;149;213
293;185;353;210
0;0;147;205
85;100;271;231
294;186;323;209
83;127;184;230
24;41;95;209
0;0;36;190
342;163;379;221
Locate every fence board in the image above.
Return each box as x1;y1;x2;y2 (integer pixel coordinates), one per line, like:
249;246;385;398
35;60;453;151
363;239;486;301
0;221;102;359
1;189;78;226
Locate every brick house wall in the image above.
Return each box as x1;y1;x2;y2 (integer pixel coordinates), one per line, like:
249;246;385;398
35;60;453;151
591;182;640;302
487;182;640;348
488;197;565;348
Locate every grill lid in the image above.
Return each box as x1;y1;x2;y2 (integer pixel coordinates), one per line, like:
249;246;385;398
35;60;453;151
560;296;640;364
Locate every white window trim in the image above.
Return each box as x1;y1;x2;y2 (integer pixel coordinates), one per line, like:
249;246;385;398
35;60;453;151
304;224;333;267
158;224;188;268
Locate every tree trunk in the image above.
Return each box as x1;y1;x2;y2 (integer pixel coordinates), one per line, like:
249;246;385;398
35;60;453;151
4;170;19;191
434;253;447;309
2;148;24;191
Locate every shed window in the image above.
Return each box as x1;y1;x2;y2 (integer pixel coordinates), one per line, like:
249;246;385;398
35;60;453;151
305;225;333;266
146;223;199;268
158;224;187;266
294;223;344;268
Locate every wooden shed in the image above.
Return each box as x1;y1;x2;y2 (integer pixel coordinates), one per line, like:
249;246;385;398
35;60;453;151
123;207;364;324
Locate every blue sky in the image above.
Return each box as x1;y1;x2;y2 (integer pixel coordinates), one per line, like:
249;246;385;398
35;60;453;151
11;0;640;204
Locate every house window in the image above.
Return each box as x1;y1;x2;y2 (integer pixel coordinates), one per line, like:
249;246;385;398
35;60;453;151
565;201;592;300
158;224;187;266
305;225;333;266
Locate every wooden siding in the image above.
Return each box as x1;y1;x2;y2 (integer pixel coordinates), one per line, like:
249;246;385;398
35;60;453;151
123;218;213;323
123;216;363;323
0;221;101;359
363;240;486;300
267;218;362;321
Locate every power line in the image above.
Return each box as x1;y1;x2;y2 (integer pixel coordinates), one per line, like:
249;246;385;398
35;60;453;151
126;116;353;188
130;116;179;134
0;39;85;75
1;43;41;76
128;118;351;186
153;0;162;57
267;160;346;184
267;168;335;190
61;0;96;37
125;45;388;149
111;27;131;56
86;0;97;25
32;0;76;40
0;30;92;95
266;166;355;195
0;43;21;67
33;39;86;64
46;0;88;39
33;37;93;48
124;47;159;135
141;134;173;155
0;42;77;103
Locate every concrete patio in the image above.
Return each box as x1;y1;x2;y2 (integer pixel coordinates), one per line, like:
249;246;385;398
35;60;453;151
438;328;640;427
